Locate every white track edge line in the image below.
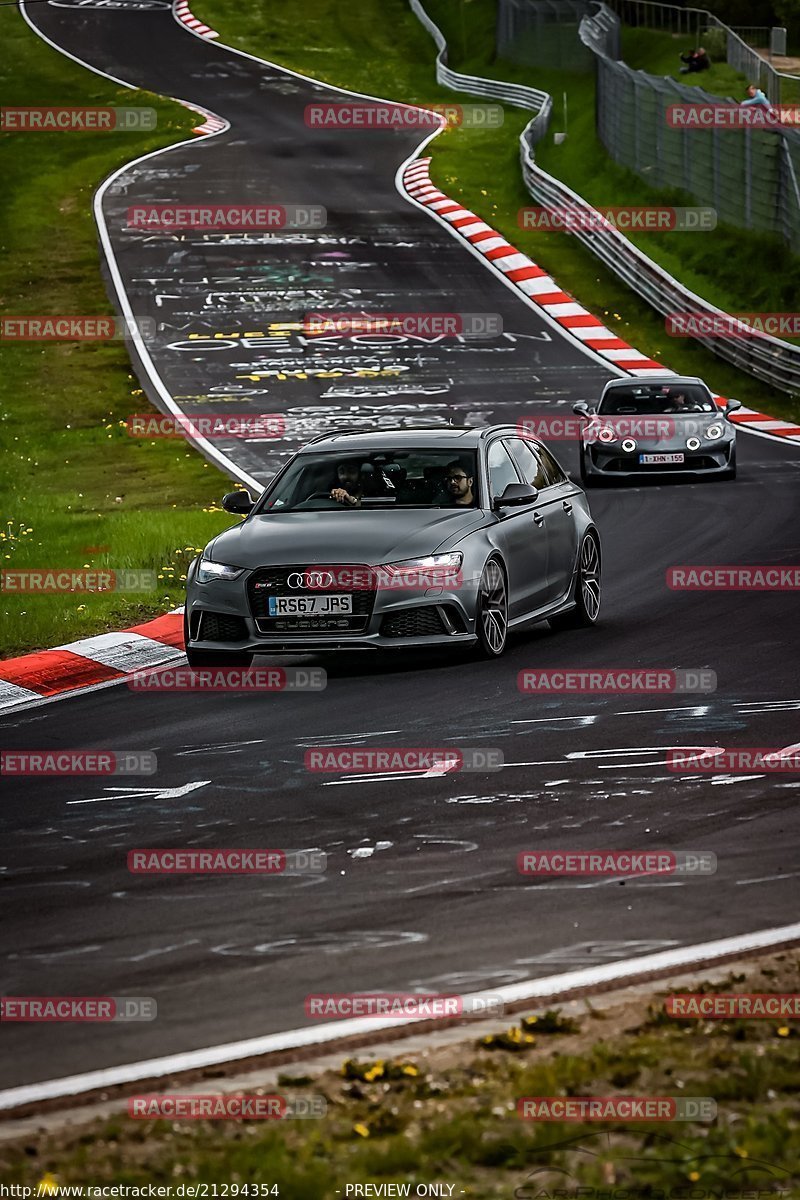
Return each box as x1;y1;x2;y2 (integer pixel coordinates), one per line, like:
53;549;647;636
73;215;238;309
17;2;267;495
2;920;799;1112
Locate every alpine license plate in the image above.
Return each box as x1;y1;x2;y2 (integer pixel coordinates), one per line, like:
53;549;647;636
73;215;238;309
268;594;353;617
639;452;685;465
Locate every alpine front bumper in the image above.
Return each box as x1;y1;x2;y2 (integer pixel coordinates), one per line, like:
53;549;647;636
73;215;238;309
582;440;735;478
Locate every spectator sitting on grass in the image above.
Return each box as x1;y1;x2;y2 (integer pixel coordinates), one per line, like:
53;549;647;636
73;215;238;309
679;47;710;74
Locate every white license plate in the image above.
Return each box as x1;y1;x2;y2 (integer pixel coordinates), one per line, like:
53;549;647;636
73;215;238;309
639;452;685;465
268;594;353;616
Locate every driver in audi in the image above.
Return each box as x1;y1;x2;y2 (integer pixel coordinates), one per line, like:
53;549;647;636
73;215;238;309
330;459;363;507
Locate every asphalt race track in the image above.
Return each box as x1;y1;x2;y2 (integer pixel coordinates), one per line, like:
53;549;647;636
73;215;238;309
1;0;800;1092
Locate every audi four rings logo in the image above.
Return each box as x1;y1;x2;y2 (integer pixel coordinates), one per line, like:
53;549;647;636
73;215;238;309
287;571;334;588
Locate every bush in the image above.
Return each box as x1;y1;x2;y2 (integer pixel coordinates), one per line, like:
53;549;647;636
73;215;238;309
702;26;727;61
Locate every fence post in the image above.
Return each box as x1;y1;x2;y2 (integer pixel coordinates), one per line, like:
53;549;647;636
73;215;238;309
744;129;752;228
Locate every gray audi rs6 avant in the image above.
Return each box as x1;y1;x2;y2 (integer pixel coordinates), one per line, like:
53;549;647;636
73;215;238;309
184;426;601;664
574;375;740;484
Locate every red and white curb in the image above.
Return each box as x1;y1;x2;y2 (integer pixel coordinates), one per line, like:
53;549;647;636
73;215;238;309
175;97;228;136
402;158;800;445
0;611;184;713
174;0;217;39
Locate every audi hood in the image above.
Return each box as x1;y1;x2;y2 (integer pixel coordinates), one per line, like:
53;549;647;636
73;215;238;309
204;508;489;569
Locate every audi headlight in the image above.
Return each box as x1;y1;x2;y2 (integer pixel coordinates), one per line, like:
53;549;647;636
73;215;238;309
704;424;724;440
379;553;463;589
382;553;463;573
197;558;244;583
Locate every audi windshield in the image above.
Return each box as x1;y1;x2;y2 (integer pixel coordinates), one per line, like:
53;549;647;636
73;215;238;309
599;384;716;414
257;450;480;511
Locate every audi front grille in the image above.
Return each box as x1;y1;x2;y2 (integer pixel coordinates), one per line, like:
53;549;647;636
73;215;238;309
248;565;376;635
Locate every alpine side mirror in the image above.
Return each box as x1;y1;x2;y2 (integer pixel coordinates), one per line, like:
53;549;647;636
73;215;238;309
573;402;592;418
725;398;742;413
222;490;255;515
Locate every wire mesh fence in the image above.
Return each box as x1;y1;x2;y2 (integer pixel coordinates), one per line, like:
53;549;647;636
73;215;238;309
601;0;799;103
495;0;597;71
582;3;800;254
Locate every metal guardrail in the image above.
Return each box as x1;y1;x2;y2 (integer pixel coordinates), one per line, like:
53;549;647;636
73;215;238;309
409;0;552;131
408;0;800;396
520;147;800;394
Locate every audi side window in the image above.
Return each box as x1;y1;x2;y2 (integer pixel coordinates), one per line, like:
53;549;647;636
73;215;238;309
487;440;521;499
537;445;567;486
505;438;548;489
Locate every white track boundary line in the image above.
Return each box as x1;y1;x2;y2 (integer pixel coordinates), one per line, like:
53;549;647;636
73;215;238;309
2;921;799;1113
17;1;268;493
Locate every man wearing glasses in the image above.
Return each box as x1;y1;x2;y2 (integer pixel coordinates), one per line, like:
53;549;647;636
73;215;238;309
444;460;475;507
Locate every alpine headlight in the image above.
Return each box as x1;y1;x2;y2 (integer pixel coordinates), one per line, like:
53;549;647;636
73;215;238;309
197;558;244;583
597;425;616;443
705;424;724;440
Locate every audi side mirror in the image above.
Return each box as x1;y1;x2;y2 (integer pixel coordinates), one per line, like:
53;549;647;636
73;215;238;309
222;490;255;515
493;482;539;511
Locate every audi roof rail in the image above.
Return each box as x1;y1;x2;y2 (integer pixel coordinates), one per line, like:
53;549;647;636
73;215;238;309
301;423;477;444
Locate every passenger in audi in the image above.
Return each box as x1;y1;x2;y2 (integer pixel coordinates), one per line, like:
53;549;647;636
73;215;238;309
444;460;476;507
330;459;363;507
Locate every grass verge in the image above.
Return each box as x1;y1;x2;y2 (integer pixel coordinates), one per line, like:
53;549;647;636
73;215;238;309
0;11;235;658
2;951;798;1194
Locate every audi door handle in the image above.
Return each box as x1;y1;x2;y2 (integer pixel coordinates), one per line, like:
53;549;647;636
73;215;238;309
562;501;573;514
533;512;545;526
